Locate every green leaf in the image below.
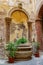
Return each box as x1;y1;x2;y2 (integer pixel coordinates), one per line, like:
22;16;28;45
6;37;27;57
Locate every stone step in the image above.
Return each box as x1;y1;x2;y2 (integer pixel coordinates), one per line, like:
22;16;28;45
15;51;32;60
17;46;32;51
15;44;32;60
15;56;32;61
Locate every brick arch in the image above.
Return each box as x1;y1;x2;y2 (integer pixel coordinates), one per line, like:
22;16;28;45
38;5;43;18
36;0;43;17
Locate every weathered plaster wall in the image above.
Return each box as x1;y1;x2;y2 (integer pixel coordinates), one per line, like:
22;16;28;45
0;17;6;58
0;0;36;42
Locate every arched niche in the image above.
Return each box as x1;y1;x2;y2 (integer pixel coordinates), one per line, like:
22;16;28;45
11;10;28;23
8;7;32;42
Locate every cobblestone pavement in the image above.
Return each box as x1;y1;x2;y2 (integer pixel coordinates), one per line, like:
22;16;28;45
0;55;43;65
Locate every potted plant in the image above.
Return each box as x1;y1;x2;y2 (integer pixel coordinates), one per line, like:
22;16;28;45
6;42;17;63
32;42;40;57
6;38;26;63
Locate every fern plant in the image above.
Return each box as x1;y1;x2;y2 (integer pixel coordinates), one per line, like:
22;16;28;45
6;37;27;58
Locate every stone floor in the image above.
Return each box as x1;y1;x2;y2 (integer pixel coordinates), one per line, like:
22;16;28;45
0;55;43;65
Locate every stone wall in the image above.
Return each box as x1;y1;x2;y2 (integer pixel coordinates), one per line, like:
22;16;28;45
0;0;43;58
10;22;28;42
0;18;6;58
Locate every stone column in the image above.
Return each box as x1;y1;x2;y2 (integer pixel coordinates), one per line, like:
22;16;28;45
5;17;12;43
32;21;37;42
27;22;32;41
35;18;42;50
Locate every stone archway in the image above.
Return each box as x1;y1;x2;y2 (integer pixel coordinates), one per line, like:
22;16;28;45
35;5;43;50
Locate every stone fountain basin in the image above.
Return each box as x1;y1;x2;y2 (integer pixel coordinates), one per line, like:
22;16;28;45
15;43;32;60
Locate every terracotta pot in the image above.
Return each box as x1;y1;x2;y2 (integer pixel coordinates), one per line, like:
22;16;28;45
8;57;15;63
34;52;40;57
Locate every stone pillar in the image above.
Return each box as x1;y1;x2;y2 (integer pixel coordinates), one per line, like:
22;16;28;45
27;22;32;41
32;21;37;42
5;17;12;43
